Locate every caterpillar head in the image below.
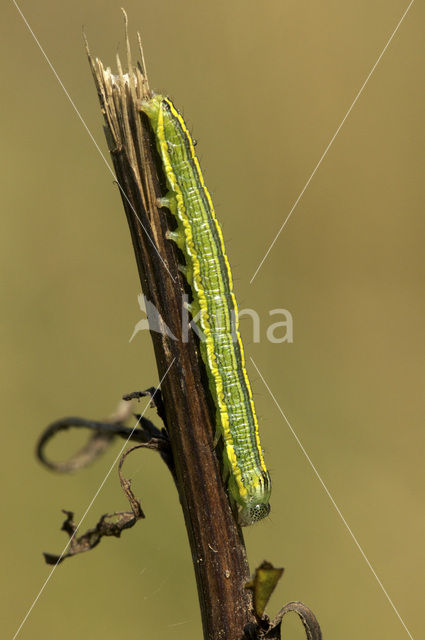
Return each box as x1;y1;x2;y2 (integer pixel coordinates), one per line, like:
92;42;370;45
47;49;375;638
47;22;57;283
238;502;271;527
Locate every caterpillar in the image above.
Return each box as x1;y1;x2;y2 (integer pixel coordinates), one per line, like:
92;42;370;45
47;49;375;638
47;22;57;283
142;95;271;525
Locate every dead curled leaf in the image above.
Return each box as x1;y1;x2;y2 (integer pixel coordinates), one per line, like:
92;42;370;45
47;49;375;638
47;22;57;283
245;562;322;640
36;402;163;473
266;601;322;640
43;508;142;566
43;441;165;565
38;391;174;565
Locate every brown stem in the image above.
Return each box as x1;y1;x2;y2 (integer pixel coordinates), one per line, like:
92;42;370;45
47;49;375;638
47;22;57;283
86;19;254;640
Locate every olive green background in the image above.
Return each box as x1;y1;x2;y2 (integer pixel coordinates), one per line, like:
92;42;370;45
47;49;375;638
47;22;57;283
2;1;424;639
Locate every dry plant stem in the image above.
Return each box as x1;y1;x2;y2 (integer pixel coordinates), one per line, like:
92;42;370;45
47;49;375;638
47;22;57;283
86;31;255;640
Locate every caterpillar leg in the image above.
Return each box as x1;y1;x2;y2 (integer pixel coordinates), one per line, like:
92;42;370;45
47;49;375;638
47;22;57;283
157;191;177;215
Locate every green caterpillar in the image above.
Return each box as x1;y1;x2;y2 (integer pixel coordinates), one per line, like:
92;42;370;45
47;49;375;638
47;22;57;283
142;95;271;525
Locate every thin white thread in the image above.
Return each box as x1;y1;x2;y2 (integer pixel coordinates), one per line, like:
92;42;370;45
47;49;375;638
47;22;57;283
12;0;175;282
12;359;175;639
168;620;192;628
250;356;414;640
250;0;415;284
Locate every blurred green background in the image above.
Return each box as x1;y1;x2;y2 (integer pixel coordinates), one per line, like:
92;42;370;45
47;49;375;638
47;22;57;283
2;1;424;638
